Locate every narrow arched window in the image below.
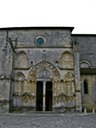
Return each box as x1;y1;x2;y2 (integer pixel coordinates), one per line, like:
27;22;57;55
83;80;88;94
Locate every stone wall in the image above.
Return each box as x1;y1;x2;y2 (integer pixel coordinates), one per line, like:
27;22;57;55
72;35;96;68
0;30;14;112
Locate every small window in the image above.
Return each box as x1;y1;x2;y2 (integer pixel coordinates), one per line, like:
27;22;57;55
35;36;46;46
83;80;88;94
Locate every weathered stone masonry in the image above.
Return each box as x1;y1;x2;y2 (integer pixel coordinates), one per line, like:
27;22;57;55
0;27;96;113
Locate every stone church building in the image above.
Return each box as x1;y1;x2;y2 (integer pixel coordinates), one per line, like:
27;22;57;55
0;27;96;113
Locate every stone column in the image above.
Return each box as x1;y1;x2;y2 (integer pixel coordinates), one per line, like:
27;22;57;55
43;81;46;111
74;52;82;112
33;81;36;109
52;81;55;105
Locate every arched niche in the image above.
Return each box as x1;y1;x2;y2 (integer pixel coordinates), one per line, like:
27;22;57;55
15;51;29;68
64;72;75;96
60;51;74;68
80;60;91;68
14;72;25;95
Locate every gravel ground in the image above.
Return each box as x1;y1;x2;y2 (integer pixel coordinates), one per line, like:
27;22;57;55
0;113;96;128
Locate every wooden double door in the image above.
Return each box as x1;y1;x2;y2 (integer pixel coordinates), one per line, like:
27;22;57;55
36;81;52;111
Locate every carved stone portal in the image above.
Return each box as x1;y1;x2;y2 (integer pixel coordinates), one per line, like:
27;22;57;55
13;62;76;112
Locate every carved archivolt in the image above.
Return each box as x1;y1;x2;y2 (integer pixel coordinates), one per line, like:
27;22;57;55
60;51;74;68
27;70;36;96
29;61;60;80
28;69;36;82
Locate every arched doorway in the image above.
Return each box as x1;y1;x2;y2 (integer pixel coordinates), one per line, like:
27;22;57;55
28;61;60;111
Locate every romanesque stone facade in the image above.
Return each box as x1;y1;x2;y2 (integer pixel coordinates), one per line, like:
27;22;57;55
0;27;96;113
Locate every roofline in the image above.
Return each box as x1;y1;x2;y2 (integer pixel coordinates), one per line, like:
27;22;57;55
72;34;96;36
0;26;74;32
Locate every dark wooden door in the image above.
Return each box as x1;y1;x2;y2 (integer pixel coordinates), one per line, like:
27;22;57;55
45;81;52;111
36;81;43;111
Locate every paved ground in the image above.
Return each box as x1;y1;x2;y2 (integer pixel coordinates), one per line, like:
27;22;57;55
0;113;96;128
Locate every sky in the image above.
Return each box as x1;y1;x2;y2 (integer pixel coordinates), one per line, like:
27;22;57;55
0;0;96;34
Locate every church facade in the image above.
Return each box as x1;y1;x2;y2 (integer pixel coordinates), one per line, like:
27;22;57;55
0;27;96;113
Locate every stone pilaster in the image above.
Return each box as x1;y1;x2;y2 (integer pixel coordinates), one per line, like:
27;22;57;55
74;52;82;112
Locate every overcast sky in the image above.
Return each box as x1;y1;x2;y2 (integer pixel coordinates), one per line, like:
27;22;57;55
0;0;96;34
